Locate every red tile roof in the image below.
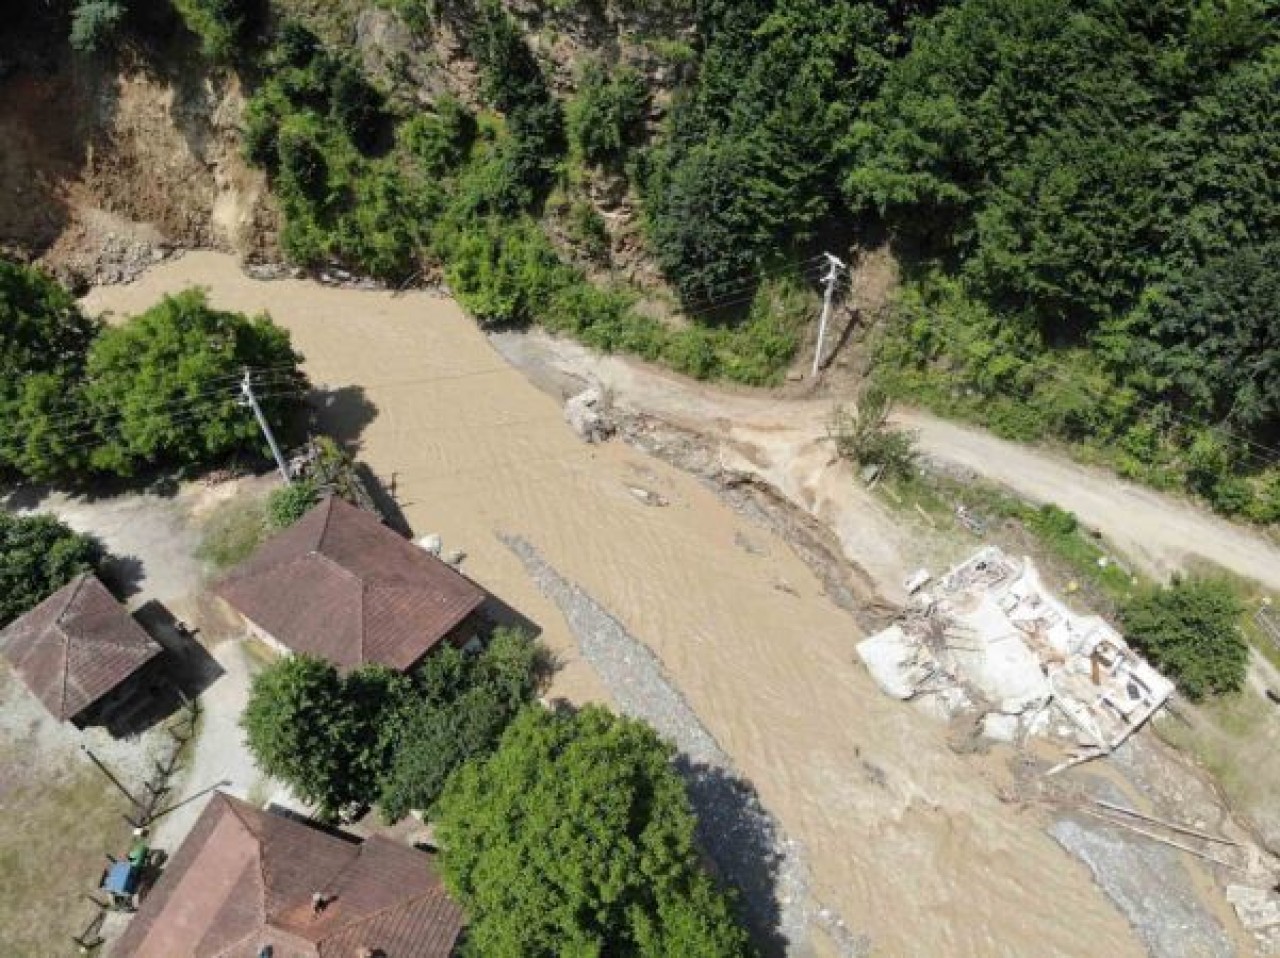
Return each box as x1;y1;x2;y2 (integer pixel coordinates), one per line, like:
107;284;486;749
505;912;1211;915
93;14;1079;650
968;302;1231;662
214;497;487;674
110;792;465;958
0;572;161;721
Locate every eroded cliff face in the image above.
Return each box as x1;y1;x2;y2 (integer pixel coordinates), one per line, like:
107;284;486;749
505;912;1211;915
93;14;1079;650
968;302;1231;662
0;2;692;290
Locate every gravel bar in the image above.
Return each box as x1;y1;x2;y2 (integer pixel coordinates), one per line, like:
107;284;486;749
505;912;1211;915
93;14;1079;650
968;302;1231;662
501;532;867;958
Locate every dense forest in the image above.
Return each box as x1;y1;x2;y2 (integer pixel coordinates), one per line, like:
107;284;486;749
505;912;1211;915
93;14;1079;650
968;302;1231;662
9;0;1280;520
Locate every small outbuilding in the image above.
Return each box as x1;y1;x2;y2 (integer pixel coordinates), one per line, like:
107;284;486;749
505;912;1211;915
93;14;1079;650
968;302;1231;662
215;496;488;674
0;572;163;726
110;791;465;958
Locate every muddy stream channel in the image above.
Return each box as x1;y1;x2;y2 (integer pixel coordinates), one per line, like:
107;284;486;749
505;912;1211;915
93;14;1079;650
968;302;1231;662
84;252;1245;958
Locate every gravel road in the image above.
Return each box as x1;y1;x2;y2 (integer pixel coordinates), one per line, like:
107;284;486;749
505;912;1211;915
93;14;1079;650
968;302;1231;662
496;331;1280;593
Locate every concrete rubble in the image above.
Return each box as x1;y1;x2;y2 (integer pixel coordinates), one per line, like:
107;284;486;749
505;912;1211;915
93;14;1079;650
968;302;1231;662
858;547;1174;765
564;384;616;443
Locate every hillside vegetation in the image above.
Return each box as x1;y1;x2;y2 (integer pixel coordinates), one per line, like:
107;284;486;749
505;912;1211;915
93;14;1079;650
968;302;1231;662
11;0;1280;521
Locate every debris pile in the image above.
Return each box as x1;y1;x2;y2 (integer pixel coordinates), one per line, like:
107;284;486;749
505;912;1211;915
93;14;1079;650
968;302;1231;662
858;547;1174;767
564;384;615;443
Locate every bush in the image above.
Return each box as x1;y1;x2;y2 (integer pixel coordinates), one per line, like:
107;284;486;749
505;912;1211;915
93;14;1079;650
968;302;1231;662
829;386;918;479
1121;577;1248;700
567;62;647;166
0;512;102;626
171;0;250;61
435;705;754;957
266;479;320;529
69;0;125;53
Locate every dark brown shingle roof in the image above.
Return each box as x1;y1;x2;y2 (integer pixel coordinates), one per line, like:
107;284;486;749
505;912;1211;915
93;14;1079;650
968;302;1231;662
110;792;464;958
214;497;487;674
0;572;161;721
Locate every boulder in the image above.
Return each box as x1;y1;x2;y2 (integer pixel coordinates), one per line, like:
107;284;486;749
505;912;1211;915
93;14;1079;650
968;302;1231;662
565;385;615;443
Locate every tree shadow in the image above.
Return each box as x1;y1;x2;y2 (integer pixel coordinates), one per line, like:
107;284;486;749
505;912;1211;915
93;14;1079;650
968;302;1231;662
672;757;788;957
92;600;224;738
98;553;146;601
311;385;379;456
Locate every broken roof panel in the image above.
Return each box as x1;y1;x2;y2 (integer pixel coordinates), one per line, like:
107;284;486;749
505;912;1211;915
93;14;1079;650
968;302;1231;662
214;496;487;674
0;572;161;721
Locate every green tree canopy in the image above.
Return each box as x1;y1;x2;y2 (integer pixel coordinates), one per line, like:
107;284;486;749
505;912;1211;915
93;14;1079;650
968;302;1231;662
435;704;754;958
82;289;306;477
376;628;540;821
0;511;102;626
241;655;407;814
0;260;100;481
1120;576;1248;700
243;631;540;820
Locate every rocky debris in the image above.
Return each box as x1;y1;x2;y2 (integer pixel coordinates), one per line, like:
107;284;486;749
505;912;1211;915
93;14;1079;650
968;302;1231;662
500;533;868;958
1227;885;1280;953
1050;811;1235;958
626;485;668;507
564;384;615;443
417;533;443;556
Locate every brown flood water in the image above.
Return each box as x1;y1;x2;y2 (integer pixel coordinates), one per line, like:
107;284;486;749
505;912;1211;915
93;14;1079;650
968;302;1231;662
84;252;1145;958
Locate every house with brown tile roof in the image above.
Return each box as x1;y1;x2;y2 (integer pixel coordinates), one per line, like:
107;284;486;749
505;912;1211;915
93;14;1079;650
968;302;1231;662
0;572;162;725
110;791;464;958
214;496;487;675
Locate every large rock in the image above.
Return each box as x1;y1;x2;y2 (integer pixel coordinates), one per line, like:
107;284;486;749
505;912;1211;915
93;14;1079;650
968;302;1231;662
565;385;615;443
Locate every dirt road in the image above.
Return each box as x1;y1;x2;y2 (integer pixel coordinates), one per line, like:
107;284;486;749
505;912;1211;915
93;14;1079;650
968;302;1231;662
503;333;1280;595
85;252;1162;958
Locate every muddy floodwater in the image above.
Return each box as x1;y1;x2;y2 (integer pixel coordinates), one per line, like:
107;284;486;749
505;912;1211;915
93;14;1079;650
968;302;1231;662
84;252;1146;957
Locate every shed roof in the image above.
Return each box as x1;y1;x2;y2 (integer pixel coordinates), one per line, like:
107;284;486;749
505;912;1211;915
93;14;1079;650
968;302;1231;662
110;792;464;958
214;496;487;674
0;572;161;721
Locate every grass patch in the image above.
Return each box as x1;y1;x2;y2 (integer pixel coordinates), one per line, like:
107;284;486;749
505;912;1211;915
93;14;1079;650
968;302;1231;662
195;496;268;571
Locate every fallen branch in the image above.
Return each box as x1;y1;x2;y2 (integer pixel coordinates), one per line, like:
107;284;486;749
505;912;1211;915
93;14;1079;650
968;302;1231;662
1093;799;1241;847
1077;807;1246;872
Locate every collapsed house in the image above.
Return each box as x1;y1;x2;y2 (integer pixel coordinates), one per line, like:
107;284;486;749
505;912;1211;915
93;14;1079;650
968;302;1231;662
858;547;1173;767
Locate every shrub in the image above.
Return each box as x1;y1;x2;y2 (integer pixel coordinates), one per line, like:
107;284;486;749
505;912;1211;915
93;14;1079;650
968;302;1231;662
69;0;125;53
829;386;918;479
567;62;647;166
266;478;320;529
171;0;250;61
0;512;102;626
1121;577;1248;700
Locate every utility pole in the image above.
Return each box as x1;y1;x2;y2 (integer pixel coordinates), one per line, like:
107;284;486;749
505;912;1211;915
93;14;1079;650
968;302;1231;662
239;369;291;483
811;252;847;378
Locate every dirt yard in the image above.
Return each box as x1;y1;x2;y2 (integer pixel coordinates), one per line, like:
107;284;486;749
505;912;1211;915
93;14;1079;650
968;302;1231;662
0;476;284;956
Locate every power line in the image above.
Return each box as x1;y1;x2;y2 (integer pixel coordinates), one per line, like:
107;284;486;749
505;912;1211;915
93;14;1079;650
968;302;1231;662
24;369;304;435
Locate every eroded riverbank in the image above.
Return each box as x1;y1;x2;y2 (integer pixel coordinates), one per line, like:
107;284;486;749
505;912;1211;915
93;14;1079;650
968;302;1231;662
84;252;1168;957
